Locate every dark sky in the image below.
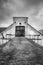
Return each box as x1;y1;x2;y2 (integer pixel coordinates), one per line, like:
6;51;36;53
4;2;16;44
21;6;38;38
0;0;43;30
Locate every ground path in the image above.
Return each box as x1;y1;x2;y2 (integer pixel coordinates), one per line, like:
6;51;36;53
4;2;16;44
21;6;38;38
0;37;43;65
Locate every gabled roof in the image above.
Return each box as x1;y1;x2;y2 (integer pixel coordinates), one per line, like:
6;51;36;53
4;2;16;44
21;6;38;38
0;27;7;33
39;30;43;34
0;23;42;35
0;18;42;36
27;23;43;35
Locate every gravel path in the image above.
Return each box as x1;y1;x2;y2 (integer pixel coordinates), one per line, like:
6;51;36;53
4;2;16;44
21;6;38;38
0;37;43;65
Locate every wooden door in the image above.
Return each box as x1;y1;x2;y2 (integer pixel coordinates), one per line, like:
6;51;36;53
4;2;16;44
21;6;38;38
15;26;25;37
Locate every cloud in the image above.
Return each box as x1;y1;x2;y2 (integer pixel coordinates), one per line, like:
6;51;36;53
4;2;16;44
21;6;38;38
0;0;43;29
0;0;43;21
0;0;24;22
23;0;43;6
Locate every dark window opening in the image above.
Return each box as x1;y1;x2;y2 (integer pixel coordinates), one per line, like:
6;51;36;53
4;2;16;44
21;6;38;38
15;26;25;37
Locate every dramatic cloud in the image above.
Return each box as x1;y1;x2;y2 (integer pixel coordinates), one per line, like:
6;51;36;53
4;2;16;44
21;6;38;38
0;0;43;30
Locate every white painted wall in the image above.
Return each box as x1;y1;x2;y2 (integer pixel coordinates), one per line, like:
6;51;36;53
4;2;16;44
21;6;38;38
0;17;42;46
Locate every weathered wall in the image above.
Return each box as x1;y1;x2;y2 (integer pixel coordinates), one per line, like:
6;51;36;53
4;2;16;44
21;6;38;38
13;17;28;36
